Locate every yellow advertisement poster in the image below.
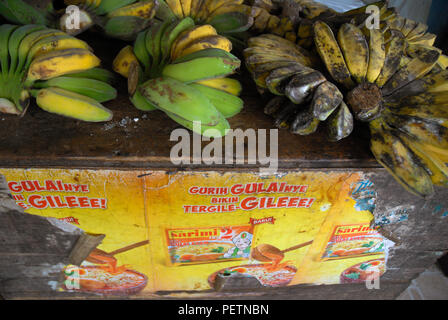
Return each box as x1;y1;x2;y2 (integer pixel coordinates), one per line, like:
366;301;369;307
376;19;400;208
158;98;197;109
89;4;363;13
0;168;390;296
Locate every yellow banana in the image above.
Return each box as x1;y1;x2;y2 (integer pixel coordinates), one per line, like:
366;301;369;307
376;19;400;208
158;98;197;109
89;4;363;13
247;34;312;66
196;77;242;96
170;24;218;60
165;0;184;18
400;91;448;107
375;30;405;87
369;119;434;198
400;134;448;186
27;48;100;82
209;2;250;17
314;21;354;89
366;28;386;83
285;32;297;43
437;55;448;69
28;35;91;62
410;33;437;46
382;46;440;95
176;35;232;59
424;70;448;93
180;0;192;17
266;15;281;33
35;87;112;122
244;47;311;65
190;0;205;19
399;56;412;68
112;45;139;78
407;22;428;40
423;144;448;163
108;0;157;19
252;7;271;32
298;22;313;39
400;19;419;37
338;23;369;84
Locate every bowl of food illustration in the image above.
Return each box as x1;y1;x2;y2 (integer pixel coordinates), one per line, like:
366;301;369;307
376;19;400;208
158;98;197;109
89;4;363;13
209;263;298;288
340;259;385;284
66;265;148;295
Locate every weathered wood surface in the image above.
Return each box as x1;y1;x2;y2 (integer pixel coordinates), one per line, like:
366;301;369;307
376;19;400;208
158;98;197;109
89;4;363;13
0;176;103;299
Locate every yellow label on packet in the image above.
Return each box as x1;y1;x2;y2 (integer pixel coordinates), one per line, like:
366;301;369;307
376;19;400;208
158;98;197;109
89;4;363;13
320;223;385;261
166;225;255;265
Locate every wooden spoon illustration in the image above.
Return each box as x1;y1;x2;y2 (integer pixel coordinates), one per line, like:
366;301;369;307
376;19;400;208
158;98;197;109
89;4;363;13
251;241;313;262
86;240;150;264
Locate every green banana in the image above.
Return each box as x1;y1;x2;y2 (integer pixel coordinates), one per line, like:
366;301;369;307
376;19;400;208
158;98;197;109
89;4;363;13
139;76;222;126
33;77;117;103
0;0;48;25
8;24;46;75
0;2;21;24
0;24;17;78
134;30;152;73
64;68;116;84
130;89;157;111
16;28;65;74
96;0;137;15
103;16;151;41
155;0;178;21
208;12;252;34
165;111;230;138
173;47;239;64
162;54;240;83
190;83;243;118
146;20;171;75
161;17;195;65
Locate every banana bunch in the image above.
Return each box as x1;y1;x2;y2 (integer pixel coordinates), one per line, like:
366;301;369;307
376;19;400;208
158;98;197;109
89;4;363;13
0;24;115;122
61;0;158;40
291;0;335;19
382;12;448;69
244;34;352;141
312;20;448;198
245;0;355;48
113;17;243;137
0;0;56;26
247;0;446;57
154;0;254;35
